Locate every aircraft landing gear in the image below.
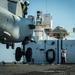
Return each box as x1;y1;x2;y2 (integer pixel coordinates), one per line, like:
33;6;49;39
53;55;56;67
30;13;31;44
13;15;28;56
15;47;25;61
15;36;33;62
6;43;14;49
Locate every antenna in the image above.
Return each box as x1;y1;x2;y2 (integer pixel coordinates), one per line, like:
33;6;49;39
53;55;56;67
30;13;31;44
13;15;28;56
46;0;48;13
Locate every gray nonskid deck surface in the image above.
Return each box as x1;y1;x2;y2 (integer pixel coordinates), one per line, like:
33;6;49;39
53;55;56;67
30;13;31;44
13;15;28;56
0;64;75;75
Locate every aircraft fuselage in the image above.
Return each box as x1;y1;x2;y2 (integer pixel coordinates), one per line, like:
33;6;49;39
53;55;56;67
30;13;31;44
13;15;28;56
0;7;34;43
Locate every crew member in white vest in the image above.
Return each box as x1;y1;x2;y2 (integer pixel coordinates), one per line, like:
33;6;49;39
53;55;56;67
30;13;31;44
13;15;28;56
62;48;67;64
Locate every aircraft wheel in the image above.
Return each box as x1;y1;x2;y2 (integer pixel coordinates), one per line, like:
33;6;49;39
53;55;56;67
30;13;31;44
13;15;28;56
26;48;32;62
6;43;9;49
15;47;22;61
12;43;14;49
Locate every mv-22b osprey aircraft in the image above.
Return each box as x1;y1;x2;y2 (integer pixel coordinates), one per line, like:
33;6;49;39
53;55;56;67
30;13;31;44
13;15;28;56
0;0;35;61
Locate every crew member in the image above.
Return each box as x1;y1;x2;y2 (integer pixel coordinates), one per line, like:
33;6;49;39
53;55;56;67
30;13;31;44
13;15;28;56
62;48;67;64
21;1;30;18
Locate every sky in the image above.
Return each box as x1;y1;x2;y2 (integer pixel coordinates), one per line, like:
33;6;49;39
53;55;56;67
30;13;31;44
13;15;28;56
0;0;75;62
28;0;75;31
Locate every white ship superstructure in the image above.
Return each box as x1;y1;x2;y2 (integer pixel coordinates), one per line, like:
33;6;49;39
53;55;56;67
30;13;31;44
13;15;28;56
22;11;75;64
